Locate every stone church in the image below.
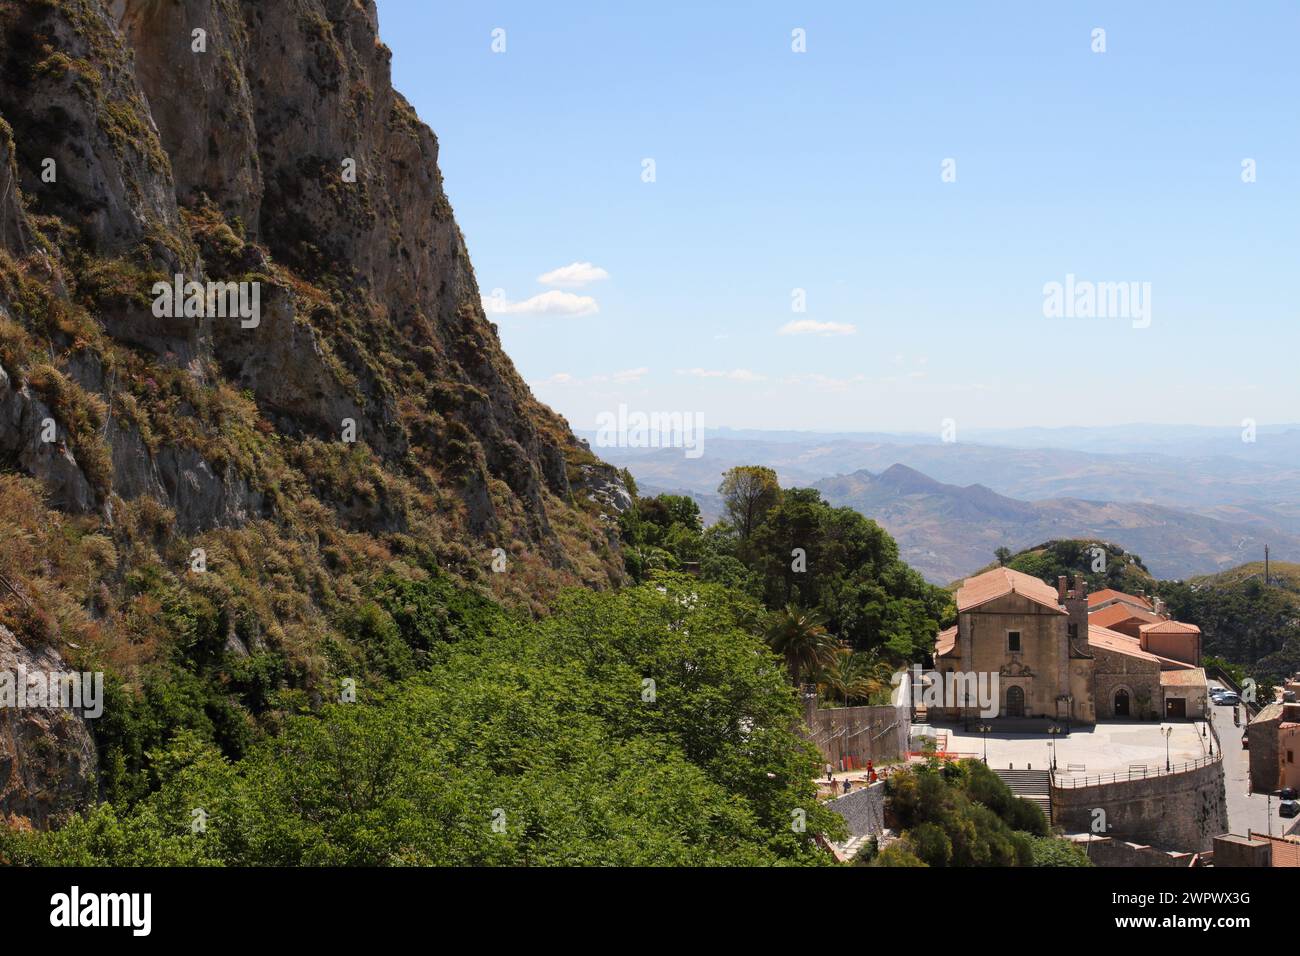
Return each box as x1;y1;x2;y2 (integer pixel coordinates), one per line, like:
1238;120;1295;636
932;567;1206;723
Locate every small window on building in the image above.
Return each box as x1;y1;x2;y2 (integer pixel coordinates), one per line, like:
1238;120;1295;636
1288;750;1294;764
1007;630;1021;652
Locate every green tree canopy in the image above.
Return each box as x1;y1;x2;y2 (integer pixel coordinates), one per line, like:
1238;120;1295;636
718;465;781;542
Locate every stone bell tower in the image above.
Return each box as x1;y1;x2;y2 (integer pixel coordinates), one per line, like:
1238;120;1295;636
1056;574;1090;721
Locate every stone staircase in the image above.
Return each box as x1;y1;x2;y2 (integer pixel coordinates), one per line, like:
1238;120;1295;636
833;833;873;861
993;768;1052;823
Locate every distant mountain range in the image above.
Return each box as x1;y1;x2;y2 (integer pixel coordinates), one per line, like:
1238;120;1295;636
595;426;1300;584
812;465;1300;584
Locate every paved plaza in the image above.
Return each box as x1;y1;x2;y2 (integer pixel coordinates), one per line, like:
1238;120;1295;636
923;719;1210;776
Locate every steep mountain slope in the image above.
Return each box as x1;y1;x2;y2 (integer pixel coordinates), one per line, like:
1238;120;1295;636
0;0;624;824
813;465;1300;584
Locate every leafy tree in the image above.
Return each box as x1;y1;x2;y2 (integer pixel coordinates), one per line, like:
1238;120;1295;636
619;470;950;679
1;575;845;866
880;761;1070;867
870;843;927;866
1028;835;1093;867
1159;577;1300;685
718;466;781;543
906;821;954;866
1005;540;1151;595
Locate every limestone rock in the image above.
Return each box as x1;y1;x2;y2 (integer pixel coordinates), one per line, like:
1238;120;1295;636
0;625;98;828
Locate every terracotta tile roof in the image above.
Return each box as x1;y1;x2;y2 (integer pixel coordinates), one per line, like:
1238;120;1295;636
1087;624;1161;663
1250;702;1284;725
1160;667;1207;688
1087;588;1153;611
956;567;1064;614
1139;620;1201;635
1089;603;1161;630
935;625;958;658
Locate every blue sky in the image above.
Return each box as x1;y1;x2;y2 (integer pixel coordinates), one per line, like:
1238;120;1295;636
376;0;1299;433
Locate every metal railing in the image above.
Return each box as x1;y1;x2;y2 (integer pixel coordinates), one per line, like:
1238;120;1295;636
1051;752;1221;789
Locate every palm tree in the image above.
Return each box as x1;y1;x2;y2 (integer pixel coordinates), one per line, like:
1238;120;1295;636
818;649;895;707
817;649;861;706
764;604;837;686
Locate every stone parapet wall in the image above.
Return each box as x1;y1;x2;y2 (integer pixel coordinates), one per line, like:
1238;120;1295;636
1051;758;1227;852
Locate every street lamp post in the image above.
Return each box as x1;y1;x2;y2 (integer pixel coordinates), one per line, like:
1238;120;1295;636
1048;725;1062;771
977;724;991;763
1162;725;1173;771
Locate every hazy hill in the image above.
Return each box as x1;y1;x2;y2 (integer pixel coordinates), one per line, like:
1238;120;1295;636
1190;560;1300;591
812;465;1299;584
594;432;1300;536
958;540;1157;596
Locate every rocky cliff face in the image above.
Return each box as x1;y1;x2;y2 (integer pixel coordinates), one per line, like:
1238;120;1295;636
0;0;626;824
0;624;98;828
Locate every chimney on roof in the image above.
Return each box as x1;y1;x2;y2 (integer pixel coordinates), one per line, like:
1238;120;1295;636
1058;576;1068;602
1154;596;1167;618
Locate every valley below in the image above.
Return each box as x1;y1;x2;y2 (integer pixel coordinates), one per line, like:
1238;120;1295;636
596;429;1300;583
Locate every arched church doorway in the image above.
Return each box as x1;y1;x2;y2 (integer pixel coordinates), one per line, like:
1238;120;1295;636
1006;685;1025;717
1114;688;1130;717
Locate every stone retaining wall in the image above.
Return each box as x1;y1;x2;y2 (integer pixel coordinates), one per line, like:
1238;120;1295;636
1051;758;1227;852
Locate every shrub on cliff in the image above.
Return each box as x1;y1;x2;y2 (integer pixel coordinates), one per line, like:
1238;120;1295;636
0;576;844;865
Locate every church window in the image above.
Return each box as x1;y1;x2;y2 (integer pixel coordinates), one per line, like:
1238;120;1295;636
1007;630;1021;652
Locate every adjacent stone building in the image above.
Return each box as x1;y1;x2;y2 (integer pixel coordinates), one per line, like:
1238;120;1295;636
1138;620;1202;669
1247;700;1300;794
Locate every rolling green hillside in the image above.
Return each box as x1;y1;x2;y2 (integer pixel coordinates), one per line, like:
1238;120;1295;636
955;539;1156;596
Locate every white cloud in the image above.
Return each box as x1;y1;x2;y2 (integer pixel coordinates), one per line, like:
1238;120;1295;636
782;373;868;393
778;319;857;336
678;368;766;382
482;289;599;317
536;368;648;387
537;261;610;288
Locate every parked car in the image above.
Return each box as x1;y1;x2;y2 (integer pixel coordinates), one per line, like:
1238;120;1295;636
1216;692;1240;706
1279;800;1300;819
1279;787;1298;800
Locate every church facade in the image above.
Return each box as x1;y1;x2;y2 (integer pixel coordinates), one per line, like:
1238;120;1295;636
932;567;1206;724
